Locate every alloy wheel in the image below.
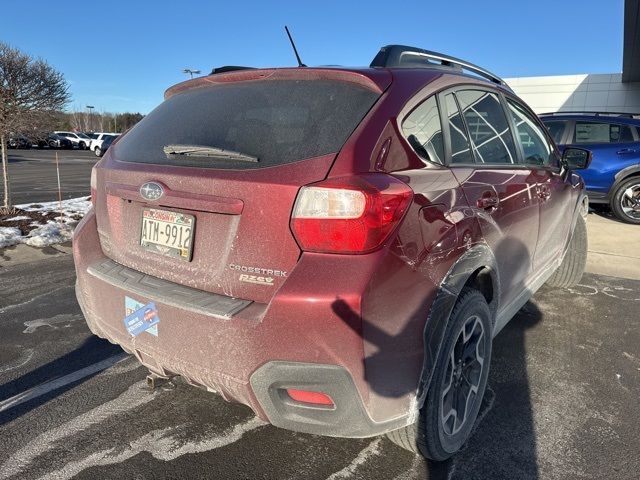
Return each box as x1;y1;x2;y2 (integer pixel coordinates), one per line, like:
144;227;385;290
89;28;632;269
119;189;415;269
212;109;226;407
620;183;640;220
440;315;485;436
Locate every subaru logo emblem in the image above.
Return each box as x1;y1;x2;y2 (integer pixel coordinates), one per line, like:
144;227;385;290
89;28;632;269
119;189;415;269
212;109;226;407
140;182;164;201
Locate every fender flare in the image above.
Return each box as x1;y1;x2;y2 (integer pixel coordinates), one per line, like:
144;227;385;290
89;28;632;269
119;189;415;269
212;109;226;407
611;164;640;198
416;243;499;404
614;163;640;182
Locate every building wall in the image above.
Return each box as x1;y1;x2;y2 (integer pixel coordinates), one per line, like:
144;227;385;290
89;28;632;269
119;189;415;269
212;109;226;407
505;73;640;115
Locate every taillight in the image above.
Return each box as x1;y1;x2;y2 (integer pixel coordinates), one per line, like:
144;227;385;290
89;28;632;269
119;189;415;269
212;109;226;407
290;174;413;254
90;166;97;206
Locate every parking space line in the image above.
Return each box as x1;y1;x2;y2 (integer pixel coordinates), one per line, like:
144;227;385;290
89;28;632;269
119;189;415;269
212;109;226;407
0;284;73;315
0;353;128;413
326;438;382;480
33;416;264;480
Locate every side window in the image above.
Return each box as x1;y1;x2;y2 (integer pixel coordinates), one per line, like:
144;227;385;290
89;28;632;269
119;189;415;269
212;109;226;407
456;90;517;164
507;100;557;166
402;96;444;164
574;121;635;144
443;93;474;164
542;120;567;144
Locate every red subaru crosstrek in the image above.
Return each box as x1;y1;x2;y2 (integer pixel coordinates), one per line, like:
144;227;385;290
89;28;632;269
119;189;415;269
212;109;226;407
74;45;591;460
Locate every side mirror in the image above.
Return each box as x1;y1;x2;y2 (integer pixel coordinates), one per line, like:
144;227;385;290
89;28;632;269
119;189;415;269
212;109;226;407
562;147;592;170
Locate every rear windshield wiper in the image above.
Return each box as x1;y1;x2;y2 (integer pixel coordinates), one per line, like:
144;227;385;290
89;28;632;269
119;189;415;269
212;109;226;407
163;144;259;163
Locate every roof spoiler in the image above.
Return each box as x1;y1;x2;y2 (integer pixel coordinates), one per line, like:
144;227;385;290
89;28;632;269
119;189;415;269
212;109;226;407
370;45;511;90
209;66;256;75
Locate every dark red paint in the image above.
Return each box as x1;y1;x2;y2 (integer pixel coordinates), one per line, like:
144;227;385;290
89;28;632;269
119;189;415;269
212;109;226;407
74;66;584;434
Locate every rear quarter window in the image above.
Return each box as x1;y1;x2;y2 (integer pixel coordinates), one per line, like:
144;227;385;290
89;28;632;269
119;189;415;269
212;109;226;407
113;79;380;169
541;120;567;144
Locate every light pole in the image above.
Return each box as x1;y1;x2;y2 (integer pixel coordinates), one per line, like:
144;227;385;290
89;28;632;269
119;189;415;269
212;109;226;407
182;68;201;79
86;105;95;132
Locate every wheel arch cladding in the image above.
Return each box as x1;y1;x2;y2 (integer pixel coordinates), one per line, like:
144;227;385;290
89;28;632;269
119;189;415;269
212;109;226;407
613;163;640;183
416;243;499;404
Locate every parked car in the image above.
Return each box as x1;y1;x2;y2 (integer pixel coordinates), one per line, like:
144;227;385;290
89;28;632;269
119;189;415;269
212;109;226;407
7;135;32;149
46;133;73;149
74;45;591;461
94;134;117;156
89;132;118;152
54;131;92;149
540;112;640;223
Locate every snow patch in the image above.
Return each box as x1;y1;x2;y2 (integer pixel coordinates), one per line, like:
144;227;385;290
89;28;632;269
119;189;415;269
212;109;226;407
18;196;91;218
0;196;91;249
23;222;75;247
0;227;22;248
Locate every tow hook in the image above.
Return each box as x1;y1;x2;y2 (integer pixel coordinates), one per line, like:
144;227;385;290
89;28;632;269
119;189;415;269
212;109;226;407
145;372;176;391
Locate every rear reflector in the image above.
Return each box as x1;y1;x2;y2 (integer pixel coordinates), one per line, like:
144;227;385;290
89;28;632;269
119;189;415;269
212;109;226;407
286;389;335;406
290;174;413;254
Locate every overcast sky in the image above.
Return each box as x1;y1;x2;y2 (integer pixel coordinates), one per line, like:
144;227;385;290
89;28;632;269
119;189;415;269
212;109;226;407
2;0;624;114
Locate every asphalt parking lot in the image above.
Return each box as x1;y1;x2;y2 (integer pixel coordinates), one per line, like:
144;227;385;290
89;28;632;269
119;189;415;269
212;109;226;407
5;148;95;204
1;149;639;479
0;254;638;480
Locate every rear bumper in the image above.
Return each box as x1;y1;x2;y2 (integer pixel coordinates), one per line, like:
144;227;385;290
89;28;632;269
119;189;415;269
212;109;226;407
250;361;408;438
73;210;413;438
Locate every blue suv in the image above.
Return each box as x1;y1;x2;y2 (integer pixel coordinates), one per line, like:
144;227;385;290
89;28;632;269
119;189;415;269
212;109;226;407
540;112;640;224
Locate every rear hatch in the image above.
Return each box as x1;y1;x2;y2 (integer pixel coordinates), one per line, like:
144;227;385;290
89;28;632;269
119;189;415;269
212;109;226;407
94;68;388;304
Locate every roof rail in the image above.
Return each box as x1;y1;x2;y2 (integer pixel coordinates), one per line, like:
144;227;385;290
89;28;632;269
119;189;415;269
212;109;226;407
540;111;640;118
210;66;256;75
370;45;509;89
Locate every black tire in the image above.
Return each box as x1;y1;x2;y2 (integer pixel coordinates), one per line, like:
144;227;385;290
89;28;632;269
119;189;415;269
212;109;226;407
610;177;640;224
546;214;587;288
79;141;86;150
95;147;102;157
386;288;492;461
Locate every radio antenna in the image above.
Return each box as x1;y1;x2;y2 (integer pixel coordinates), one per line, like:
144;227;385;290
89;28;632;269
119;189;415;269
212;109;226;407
284;26;306;67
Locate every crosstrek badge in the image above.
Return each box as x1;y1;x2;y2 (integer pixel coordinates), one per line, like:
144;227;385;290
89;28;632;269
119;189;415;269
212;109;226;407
124;296;159;336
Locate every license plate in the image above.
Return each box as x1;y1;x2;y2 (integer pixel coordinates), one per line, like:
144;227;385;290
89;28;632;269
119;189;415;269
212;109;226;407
140;208;195;261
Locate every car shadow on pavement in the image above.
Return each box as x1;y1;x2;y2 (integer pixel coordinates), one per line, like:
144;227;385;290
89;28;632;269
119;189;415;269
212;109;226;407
0;336;122;426
589;207;629;224
331;291;543;480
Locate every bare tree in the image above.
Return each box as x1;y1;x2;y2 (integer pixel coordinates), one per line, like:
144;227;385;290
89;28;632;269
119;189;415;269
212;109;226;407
69;107;88;132
0;42;70;212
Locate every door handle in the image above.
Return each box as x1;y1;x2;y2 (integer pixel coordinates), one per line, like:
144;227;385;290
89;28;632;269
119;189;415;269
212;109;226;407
617;148;636;155
477;193;499;210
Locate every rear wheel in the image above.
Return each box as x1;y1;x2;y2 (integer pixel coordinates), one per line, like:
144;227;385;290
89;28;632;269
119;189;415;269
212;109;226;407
95;147;102;157
546;214;587;288
386;288;492;461
610;177;640;224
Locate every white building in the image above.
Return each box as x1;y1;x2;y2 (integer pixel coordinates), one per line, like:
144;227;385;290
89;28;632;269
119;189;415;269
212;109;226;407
505;0;640;115
505;74;640;115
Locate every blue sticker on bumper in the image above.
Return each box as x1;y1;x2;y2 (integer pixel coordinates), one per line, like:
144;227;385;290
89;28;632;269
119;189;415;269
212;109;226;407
124;296;159;337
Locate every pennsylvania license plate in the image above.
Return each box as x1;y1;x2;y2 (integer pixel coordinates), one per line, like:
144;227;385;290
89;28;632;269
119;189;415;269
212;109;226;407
140;208;195;261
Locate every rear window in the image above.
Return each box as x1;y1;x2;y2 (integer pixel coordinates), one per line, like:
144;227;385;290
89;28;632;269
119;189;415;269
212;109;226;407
113;79;380;169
